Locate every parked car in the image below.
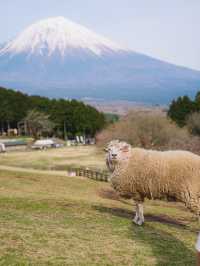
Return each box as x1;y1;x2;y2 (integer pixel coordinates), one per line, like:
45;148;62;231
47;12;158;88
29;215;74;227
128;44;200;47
31;139;63;150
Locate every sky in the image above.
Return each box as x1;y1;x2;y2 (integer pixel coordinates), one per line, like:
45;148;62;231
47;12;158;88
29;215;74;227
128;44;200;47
0;0;200;70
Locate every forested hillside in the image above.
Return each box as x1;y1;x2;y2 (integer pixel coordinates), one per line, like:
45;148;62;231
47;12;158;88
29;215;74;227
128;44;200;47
0;87;106;137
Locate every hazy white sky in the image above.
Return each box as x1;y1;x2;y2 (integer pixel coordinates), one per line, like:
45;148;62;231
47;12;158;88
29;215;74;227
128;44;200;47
0;0;200;70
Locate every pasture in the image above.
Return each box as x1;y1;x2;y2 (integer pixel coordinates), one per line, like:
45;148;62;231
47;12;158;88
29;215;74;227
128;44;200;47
0;146;106;171
0;146;198;265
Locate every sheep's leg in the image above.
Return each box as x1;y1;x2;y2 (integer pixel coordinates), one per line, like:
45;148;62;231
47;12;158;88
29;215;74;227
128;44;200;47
133;201;144;225
137;203;144;225
133;203;139;224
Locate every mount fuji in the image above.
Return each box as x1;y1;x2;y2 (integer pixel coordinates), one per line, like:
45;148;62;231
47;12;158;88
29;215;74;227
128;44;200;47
0;16;200;104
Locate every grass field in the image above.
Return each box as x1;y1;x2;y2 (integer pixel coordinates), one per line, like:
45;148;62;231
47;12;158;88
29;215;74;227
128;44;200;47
0;147;199;265
0;146;106;171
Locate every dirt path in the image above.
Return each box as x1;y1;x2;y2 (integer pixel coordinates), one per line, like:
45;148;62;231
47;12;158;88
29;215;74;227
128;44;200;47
0;165;68;177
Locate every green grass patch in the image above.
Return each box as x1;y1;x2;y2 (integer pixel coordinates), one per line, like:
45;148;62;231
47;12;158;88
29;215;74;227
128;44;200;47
0;169;198;265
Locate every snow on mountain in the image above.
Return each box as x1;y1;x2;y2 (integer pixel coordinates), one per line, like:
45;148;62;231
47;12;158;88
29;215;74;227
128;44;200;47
0;17;124;57
0;17;200;104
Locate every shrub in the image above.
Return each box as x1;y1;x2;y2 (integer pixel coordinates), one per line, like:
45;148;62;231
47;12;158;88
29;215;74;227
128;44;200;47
96;111;200;154
186;112;200;136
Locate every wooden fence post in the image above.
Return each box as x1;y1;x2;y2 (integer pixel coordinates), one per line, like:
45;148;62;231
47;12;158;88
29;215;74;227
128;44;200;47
72;167;109;182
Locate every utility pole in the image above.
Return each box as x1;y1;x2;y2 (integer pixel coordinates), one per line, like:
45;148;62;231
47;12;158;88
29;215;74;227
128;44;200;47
64;121;67;140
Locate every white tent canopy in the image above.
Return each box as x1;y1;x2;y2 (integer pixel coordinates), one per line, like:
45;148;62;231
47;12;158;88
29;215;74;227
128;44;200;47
0;143;6;152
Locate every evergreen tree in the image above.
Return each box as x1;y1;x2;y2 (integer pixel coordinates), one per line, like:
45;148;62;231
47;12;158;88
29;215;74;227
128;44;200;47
168;95;195;126
0;86;106;137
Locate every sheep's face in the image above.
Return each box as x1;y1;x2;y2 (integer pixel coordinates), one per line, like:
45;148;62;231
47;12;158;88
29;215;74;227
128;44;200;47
106;140;131;172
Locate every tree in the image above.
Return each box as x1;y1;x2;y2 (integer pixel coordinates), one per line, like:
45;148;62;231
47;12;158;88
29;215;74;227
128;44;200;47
0;87;30;131
96;111;200;153
23;110;54;139
168;96;195;126
194;91;200;111
0;86;106;137
186;112;200;136
49;99;106;138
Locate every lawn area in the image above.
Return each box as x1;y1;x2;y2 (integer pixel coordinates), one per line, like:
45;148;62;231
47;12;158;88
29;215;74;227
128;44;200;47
0;169;198;265
0;146;106;171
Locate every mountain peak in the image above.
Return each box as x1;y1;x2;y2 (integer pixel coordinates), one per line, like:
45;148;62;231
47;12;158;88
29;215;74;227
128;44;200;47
0;16;124;57
1;17;200;104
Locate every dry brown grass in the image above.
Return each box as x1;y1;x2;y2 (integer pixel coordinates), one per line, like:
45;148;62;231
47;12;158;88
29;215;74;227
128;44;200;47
0;146;106;171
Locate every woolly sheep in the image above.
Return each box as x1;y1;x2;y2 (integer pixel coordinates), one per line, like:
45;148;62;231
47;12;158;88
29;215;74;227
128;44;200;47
106;140;200;225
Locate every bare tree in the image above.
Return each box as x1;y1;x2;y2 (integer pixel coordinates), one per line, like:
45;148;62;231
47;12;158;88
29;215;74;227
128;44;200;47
96;111;200;154
23;110;54;139
186;112;200;136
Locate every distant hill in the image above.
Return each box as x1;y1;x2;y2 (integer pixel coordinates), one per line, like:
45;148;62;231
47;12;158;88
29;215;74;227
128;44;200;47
0;16;200;104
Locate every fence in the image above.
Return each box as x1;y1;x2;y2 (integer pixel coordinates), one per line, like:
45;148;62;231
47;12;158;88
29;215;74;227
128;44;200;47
67;167;110;182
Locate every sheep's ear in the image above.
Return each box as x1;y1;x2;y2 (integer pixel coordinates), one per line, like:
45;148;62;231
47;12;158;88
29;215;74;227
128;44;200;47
122;145;130;152
104;148;108;152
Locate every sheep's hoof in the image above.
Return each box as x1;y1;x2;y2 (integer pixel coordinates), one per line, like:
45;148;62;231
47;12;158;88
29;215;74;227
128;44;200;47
132;218;144;226
137;220;144;226
133;217;138;224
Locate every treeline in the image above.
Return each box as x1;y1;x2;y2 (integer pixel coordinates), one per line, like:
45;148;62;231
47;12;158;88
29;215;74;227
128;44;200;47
0;87;106;137
168;91;200;127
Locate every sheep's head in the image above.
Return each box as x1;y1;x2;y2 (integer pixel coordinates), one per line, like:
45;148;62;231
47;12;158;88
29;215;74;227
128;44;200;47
105;140;131;172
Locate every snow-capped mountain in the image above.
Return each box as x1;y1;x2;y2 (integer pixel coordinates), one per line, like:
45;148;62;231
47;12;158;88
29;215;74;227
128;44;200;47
0;17;123;57
0;16;200;104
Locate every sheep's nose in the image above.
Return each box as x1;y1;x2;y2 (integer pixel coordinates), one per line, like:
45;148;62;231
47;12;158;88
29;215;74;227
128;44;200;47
112;154;117;158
